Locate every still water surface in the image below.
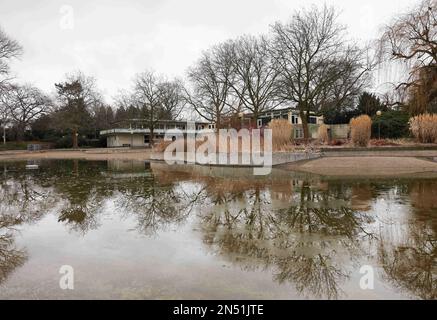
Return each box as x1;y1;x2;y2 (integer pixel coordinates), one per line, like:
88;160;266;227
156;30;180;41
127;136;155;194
0;159;435;299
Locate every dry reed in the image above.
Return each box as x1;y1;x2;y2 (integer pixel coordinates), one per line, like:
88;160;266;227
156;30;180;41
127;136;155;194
409;114;437;143
317;124;329;144
268;119;293;150
350;115;372;147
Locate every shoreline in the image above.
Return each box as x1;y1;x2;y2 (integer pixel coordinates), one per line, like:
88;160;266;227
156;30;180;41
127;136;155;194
2;148;437;177
0;148;152;161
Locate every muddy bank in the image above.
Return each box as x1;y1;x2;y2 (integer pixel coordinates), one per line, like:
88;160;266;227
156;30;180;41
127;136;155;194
281;156;437;177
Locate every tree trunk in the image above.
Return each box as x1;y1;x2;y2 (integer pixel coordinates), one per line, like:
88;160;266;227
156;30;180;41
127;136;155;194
149;126;154;147
253;111;259;129
72;128;78;149
299;110;310;143
16;123;25;142
216;115;221;132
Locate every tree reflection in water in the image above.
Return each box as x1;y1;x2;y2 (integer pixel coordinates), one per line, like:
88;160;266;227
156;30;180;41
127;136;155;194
0;160;435;299
196;177;376;299
377;180;437;299
0;215;28;285
0;162;55;285
49;160;202;235
115;175;203;235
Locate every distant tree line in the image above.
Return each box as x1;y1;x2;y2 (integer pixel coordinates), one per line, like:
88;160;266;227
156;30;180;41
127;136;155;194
0;0;435;147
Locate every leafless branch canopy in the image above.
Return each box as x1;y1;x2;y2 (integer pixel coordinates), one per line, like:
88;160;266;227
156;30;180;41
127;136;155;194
0;84;52;140
378;0;437;114
270;5;373;138
184;41;236;128
0;27;22;89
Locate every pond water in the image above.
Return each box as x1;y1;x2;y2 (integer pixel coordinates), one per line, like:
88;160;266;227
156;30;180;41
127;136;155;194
0;159;435;299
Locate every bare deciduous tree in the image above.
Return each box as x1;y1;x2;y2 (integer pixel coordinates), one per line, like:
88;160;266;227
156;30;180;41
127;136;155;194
134;70;164;145
158;78;185;120
379;0;437;114
231;35;281;126
313;45;373;117
0;92;10;144
0;27;22;143
113;72;184;145
0;27;22;88
271;5;373;140
185;41;235;130
93;105;115;132
0;84;52;141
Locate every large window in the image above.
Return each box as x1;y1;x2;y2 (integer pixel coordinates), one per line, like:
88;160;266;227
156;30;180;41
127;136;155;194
309;116;317;124
294;128;304;139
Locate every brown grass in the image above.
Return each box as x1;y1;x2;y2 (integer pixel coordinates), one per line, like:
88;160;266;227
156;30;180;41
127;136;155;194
153;138;204;153
317;124;329;144
409;114;437;143
153;125;296;154
350;115;372;147
268;119;293;150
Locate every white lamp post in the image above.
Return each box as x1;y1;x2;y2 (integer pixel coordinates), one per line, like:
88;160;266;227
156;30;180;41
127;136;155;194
376;110;382;140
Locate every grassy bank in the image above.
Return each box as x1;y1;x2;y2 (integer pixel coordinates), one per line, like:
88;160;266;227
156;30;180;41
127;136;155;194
0;141;31;151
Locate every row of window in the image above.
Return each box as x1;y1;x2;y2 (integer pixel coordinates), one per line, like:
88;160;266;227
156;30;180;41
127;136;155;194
291;115;318;124
124;124;212;131
294;128;304;139
257;115;318;126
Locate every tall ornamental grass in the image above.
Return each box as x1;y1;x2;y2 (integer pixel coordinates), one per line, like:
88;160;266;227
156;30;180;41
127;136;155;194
350;115;372;147
317;124;329;144
268;119;293;149
409;114;437;143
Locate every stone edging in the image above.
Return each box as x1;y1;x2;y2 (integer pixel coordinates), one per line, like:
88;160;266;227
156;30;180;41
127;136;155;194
150;151;321;166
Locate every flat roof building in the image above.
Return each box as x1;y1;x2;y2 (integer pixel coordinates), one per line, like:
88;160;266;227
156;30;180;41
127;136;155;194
100;119;211;147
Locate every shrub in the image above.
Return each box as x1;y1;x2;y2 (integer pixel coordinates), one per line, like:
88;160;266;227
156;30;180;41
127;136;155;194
329;139;346;146
350;115;372;147
317;124;329;144
409;114;437;143
268;119;293;149
54;135;87;148
371;110;410;139
370;139;400;146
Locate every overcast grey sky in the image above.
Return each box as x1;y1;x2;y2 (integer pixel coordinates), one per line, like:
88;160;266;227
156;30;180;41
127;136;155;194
0;0;419;102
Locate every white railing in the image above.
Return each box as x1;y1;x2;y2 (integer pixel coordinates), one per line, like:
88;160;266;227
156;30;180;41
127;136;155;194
100;128;207;136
